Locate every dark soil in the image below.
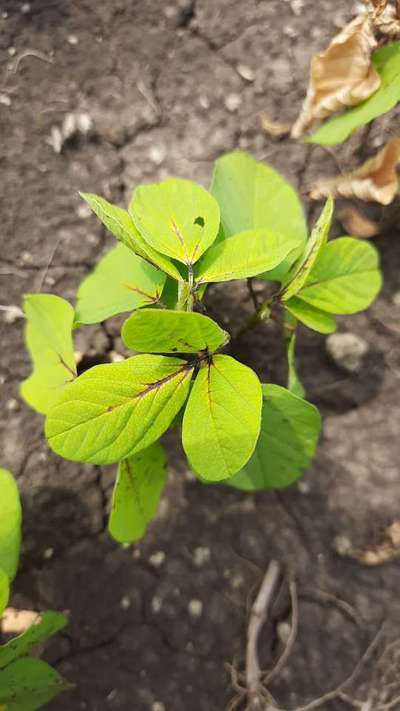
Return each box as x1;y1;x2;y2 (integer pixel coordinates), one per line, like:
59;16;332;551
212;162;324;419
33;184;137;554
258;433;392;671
1;1;400;709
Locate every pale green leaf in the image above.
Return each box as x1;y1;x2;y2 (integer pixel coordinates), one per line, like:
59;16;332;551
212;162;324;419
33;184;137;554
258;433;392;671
122;309;228;354
309;43;400;146
75;244;166;325
0;612;67;670
80;192;182;281
130;178;220;265
108;442;167;544
282;197;333;301
227;385;321;490
0;569;9;619
45;355;193;465
195;229;300;284
285;297;337;334
287;334;305;398
20;295;76;415
0;658;72;710
298;237;382;314
210;150;307;281
0;469;22;581
182;355;262;481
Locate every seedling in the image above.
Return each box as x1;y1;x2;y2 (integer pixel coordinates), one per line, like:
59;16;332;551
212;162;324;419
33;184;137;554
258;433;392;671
21;150;382;544
0;468;71;709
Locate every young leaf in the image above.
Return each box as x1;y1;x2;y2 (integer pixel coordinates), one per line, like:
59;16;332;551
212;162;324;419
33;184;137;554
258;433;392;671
194;229;300;284
227;385;321;490
285;297;337;334
0;569;9;618
20;295;76;415
281;197;333;301
298;237;382;314
80;192;182;281
75;244;166;325
309;42;400;146
130;178;220;265
287;333;305;399
182;355;262;481
122;309;228;354
0;611;67;670
108;442;167;544
211;150;307;281
0;469;22;581
45;356;193;465
0;657;72;710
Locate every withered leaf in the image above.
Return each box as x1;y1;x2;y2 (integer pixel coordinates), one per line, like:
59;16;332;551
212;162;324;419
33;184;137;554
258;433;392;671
310;137;400;205
337;205;381;238
291;15;381;138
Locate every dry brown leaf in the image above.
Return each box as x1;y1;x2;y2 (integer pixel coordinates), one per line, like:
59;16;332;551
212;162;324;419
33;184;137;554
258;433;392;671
291;14;381;138
310;137;400;205
357;521;400;565
1;607;41;635
261;114;291;138
368;0;389;16
337;205;381;237
374;12;400;35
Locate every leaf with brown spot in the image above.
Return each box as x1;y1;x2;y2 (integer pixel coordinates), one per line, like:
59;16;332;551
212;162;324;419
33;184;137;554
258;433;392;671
310;137;400;205
291;15;380;138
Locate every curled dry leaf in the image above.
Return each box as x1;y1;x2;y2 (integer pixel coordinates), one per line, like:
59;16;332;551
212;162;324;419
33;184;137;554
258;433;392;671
1;607;41;635
261;114;291;138
337;205;381;237
291;14;381;138
367;0;388;16
357;521;400;565
310;137;400;205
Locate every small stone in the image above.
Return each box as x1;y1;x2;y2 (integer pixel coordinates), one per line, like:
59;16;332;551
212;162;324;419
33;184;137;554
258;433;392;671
193;546;210;567
67;34;79;45
76;203;91;219
151;596;162;614
110;351;124;363
21;250;32;263
297;480;310;494
290;0;304;15
224;92;241;112
21;2;31;13
7;46;16;56
199;94;210;110
0;94;11;106
2;11;9;19
277;621;292;644
148;144;166;166
120;596;131;610
393;291;400;307
0;305;24;323
106;689;118;702
149;551;166;568
236;64;255;82
45;275;56;286
231;574;244;589
43;547;54;560
6;398;19;412
326;332;369;373
333;534;353;556
152;703;166;711
188;599;203;620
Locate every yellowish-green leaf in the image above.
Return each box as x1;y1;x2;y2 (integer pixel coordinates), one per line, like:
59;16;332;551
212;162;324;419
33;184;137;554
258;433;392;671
75;245;166;325
130;178;220;265
298;237;382;314
20;295;76;415
195;229;300;284
286;333;305;398
182;355;262;481
45;356;193;465
0;469;22;581
282;197;333;301
0;612;67;670
0;569;9;618
285;297;337;334
108;442;167;544
227;385;321;490
0;658;72;710
122;309;228;354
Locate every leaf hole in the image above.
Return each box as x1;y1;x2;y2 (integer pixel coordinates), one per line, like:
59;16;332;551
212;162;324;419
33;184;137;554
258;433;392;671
194;216;205;227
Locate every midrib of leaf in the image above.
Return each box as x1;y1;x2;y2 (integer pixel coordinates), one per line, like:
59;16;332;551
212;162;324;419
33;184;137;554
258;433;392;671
122;283;161;303
123;459;146;521
300;266;377;292
205;363;231;477
171;218;191;265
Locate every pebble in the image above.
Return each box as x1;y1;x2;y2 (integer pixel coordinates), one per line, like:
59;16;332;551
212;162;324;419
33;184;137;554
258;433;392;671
148;144;166;166
199;94;210;110
0;94;11;106
326;332;369;373
76;203;91;219
67;34;79;45
149;551;166;568
152;703;166;711
151;596;162;614
224;92;241;112
43;547;54;560
120;596;131;610
21;3;31;13
333;534;353;556
236;63;255;82
188;599;203;620
277;621;292;644
193;546;210;567
290;0;304;15
8;46;16;56
393;291;400;307
6;398;19;412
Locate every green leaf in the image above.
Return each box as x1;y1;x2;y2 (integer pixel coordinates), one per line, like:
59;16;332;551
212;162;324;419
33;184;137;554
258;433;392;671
210;150;307;281
182;355;262;481
108;442;167;544
309;43;400;146
298;237;382;314
227;385;321;490
80;192;182;281
0;469;22;581
285;297;337;334
0;569;9;619
287;334;305;399
195;229;300;284
20;295;76;415
282;197;333;301
0;658;72;710
122;309;228;354
0;612;67;670
130;178;220;265
45;355;193;465
75;244;166;325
